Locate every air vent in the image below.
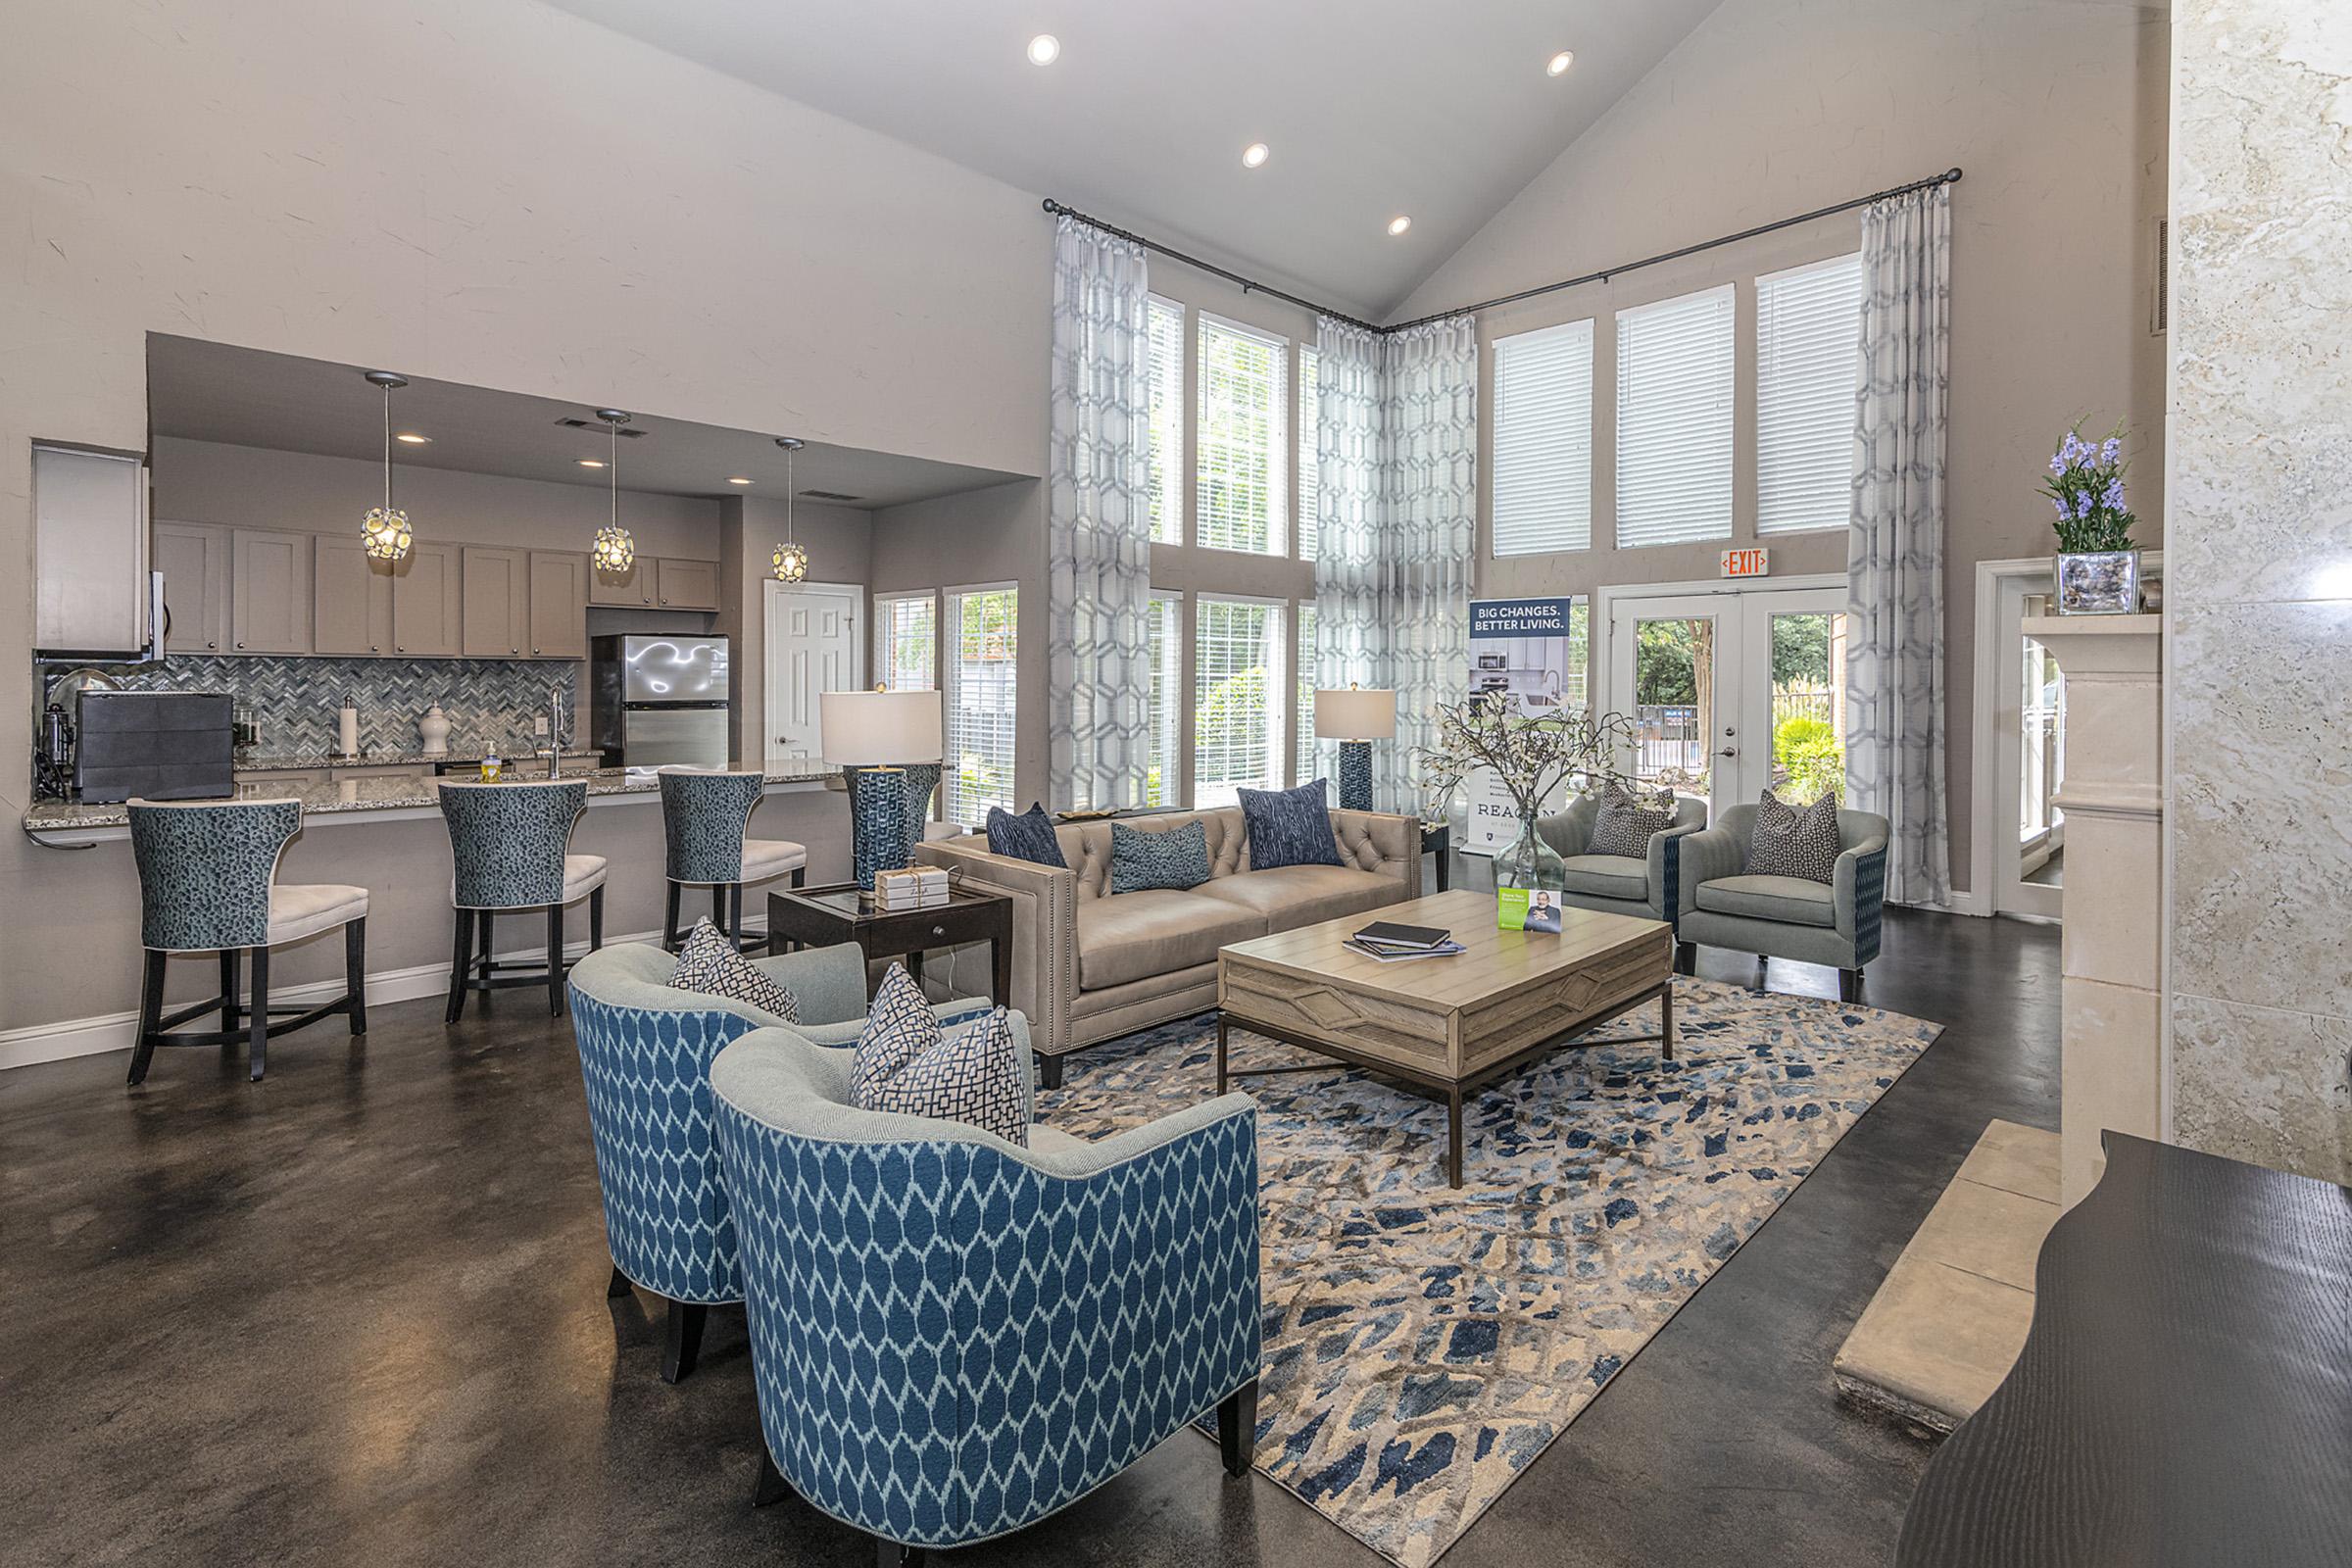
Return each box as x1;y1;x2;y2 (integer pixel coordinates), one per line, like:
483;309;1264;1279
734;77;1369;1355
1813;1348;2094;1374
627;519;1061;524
799;488;862;502
553;417;647;437
2152;216;2169;336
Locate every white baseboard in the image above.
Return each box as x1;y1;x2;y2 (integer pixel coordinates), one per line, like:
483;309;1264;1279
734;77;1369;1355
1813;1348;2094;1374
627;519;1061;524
0;919;758;1073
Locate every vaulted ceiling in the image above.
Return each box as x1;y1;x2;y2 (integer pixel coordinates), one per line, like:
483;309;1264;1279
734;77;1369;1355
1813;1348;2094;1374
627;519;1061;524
541;0;1727;321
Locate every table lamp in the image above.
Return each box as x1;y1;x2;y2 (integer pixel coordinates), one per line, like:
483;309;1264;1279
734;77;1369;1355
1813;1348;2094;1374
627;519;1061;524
1313;685;1396;811
820;687;944;889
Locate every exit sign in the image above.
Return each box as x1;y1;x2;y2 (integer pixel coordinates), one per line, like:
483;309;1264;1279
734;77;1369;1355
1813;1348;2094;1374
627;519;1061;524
1722;548;1770;578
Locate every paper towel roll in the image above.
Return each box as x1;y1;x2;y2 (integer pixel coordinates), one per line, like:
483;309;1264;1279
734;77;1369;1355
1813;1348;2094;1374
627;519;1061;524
338;706;360;758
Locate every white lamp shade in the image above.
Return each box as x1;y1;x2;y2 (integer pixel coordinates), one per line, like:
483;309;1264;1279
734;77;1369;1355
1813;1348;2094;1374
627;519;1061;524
1314;687;1397;741
819;689;943;765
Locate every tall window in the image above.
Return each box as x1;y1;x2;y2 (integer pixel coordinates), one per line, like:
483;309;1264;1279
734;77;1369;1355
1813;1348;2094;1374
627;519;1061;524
873;592;936;692
1297;345;1321;562
1146;295;1186;545
1616;284;1736;548
1295;601;1319;785
1491;319;1594;556
945;585;1017;829
1757;253;1864;535
1196;316;1288;556
1145;592;1183;807
1194;595;1286;806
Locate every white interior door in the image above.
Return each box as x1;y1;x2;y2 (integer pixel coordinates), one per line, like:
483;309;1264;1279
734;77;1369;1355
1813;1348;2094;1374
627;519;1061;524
1992;571;2065;920
1607;593;1740;817
764;582;862;763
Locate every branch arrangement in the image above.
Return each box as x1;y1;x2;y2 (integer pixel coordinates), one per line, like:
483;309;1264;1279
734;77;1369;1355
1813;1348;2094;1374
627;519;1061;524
1411;700;1640;822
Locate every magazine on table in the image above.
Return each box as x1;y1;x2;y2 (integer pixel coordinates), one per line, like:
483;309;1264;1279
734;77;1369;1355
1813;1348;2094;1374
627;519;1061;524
1344;936;1466;963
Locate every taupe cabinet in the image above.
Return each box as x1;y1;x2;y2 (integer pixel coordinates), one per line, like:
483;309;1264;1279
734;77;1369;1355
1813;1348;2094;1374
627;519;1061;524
588;555;720;611
150;521;639;660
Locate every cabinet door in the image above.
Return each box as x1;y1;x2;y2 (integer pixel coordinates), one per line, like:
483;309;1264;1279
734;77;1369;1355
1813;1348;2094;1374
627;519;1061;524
587;559;653;607
657;557;720;611
35;444;149;654
463;547;530;658
230;529;316;654
527;551;588;659
314;534;395;656
391;542;463;657
154;521;229;654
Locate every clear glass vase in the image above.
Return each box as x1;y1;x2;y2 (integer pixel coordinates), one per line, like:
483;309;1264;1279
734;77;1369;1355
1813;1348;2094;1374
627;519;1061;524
1494;809;1567;893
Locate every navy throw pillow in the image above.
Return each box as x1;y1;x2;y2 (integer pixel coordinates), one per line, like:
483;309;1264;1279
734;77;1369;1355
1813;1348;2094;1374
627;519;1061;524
986;802;1067;868
1239;779;1344;870
1109;819;1212;894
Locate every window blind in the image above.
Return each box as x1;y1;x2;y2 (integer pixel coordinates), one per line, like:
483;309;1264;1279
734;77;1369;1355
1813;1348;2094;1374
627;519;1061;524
1295;601;1319;785
1616;284;1736;548
945;585;1018;829
1145;592;1182;808
873;593;937;693
1297;346;1321;562
1147;295;1186;545
1491;319;1593;556
1757;253;1864;535
1194;595;1285;807
1196;316;1288;556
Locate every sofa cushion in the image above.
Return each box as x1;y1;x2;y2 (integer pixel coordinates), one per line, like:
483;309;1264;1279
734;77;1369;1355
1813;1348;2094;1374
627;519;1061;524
1748;789;1840;884
1190;864;1404;931
986;802;1068;868
1238;780;1344;870
1076;890;1264;991
1587;781;1679;858
1559;855;1649;901
671;916;801;1022
1694;874;1838;928
853;965;1027;1147
1109;818;1212;894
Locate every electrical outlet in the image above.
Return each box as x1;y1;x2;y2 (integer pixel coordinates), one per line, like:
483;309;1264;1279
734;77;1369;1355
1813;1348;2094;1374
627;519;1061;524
533;716;550;737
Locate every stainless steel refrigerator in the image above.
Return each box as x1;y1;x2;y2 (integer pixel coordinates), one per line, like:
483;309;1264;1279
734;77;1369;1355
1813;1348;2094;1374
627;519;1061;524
589;634;731;767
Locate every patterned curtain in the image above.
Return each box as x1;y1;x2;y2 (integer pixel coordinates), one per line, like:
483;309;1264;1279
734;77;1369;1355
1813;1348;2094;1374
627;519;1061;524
1312;319;1390;796
1380;318;1478;817
1046;216;1153;810
1846;183;1951;906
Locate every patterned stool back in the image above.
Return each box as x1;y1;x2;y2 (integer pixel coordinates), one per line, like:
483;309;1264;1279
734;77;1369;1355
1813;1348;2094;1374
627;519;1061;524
659;769;766;883
842;762;941;853
438;779;586;908
127;798;301;952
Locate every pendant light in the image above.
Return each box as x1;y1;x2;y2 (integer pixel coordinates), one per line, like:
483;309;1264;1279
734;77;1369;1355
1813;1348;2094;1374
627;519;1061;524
360;370;415;562
589;409;636;573
770;436;809;582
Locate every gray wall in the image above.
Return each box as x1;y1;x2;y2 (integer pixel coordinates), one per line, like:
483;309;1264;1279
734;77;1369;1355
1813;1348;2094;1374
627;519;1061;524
2165;1;2352;1183
715;494;876;763
1394;0;2172;900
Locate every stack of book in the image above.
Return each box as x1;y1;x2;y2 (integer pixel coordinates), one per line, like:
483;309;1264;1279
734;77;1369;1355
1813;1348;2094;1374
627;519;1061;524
1343;920;1465;963
873;865;950;910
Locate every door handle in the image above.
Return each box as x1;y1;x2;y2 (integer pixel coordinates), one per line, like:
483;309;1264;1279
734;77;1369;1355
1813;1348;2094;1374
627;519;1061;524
1716;748;1739;759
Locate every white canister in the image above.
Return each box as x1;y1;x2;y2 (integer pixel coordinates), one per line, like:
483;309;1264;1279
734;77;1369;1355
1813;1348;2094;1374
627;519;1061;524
418;703;451;756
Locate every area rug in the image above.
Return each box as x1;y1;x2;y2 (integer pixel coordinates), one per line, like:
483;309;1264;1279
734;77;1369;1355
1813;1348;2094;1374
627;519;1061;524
1038;979;1942;1568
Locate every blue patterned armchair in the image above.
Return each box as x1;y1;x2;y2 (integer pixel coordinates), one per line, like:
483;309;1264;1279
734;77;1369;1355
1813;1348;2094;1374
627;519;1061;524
1675;803;1890;1001
710;1029;1262;1564
1538;792;1707;929
564;940;1006;1383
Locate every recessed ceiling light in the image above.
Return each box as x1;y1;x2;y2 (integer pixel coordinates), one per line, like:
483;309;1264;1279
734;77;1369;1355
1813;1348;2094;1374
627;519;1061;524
1546;50;1575;76
395;431;430;445
727;476;753;485
1027;33;1059;66
577;458;606;468
1387;216;1412;237
1242;142;1270;170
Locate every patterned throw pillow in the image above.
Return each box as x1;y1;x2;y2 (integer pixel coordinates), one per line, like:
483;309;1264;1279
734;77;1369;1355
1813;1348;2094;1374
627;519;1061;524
986;802;1068;868
852;963;1028;1147
1238;779;1344;870
1588;781;1679;859
1747;790;1842;884
1108;819;1212;894
668;917;801;1023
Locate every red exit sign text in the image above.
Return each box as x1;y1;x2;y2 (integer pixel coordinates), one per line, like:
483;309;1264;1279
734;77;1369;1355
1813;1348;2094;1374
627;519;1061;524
1721;549;1770;578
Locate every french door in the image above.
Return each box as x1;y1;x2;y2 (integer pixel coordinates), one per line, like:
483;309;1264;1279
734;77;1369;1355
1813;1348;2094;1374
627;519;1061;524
1606;584;1848;818
1990;570;2065;920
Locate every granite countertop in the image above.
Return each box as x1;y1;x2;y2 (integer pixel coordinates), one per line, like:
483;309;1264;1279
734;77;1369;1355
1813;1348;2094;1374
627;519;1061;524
24;758;840;833
233;748;604;772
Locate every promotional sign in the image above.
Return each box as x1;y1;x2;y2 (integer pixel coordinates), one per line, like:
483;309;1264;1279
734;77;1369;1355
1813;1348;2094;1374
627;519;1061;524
1461;597;1585;856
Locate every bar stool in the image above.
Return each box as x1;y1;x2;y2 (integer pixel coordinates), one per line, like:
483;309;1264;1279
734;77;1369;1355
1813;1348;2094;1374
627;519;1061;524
438;779;606;1020
125;798;368;1085
658;769;808;953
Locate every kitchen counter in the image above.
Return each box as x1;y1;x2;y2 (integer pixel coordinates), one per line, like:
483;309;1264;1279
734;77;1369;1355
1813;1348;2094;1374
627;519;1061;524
24;759;840;838
232;748;605;773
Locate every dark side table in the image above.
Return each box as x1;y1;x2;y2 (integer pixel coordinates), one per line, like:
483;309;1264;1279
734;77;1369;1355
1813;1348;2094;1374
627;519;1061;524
1423;820;1452;894
766;883;1012;1004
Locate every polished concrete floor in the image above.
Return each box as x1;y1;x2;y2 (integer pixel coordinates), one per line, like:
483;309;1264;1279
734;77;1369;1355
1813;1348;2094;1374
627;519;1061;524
0;908;2057;1568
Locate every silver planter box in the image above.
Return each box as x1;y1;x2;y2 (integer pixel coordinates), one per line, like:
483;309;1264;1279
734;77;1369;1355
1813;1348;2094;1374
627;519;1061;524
2055;549;2141;614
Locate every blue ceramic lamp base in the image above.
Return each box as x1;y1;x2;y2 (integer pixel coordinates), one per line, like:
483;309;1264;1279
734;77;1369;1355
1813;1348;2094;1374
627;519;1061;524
849;765;911;890
1338;741;1374;812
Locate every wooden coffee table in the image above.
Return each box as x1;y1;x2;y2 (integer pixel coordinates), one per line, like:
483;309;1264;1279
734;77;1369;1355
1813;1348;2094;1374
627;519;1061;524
1215;889;1676;1187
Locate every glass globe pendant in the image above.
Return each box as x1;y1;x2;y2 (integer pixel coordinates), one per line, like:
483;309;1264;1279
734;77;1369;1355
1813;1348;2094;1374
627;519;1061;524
590;409;635;571
770;436;809;581
360;371;414;562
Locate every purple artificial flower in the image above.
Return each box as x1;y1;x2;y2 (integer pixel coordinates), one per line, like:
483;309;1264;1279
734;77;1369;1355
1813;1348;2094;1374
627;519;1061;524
2101;436;2123;465
2102;476;2127;510
2052;496;2070;517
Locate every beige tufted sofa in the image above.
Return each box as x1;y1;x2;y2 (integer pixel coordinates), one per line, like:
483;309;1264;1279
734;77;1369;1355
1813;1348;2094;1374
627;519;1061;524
915;807;1421;1086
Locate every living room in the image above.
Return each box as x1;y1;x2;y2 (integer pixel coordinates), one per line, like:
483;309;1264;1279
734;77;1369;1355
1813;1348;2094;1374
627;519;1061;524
4;3;2346;1566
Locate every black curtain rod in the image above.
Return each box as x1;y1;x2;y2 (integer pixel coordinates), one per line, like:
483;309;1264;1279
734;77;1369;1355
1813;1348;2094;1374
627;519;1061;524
1043;166;1961;337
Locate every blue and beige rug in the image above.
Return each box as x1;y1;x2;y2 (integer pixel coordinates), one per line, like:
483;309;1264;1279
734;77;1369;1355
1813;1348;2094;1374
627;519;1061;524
1040;979;1942;1567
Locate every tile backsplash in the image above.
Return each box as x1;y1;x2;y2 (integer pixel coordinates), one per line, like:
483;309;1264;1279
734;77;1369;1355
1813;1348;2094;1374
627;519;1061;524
56;655;581;759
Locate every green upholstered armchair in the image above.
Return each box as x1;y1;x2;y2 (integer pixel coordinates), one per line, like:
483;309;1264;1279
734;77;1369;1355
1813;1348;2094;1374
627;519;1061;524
1673;803;1890;1002
1538;792;1708;929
